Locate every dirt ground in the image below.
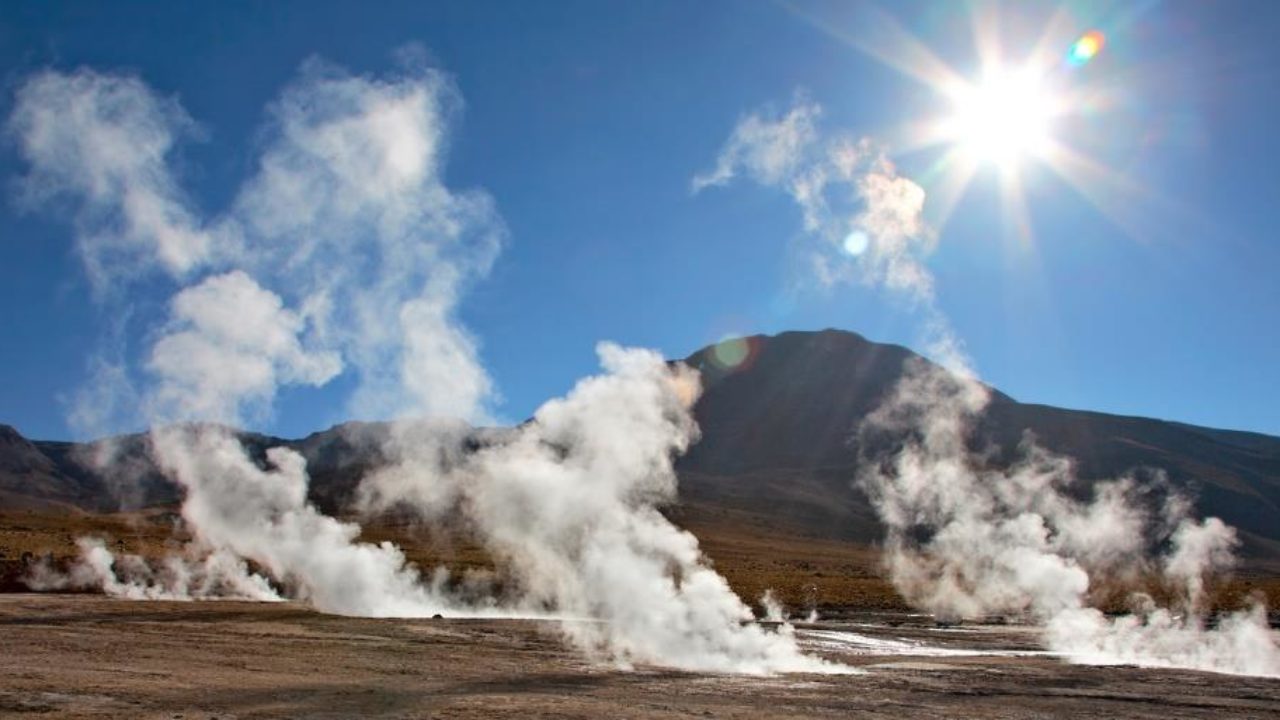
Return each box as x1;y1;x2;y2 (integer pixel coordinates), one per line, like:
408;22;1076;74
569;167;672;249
6;508;1279;614
1;595;1277;719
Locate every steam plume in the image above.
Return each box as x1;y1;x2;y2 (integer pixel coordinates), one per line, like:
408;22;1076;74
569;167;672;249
360;343;836;672
700;98;1280;677
8;62;489;616
25;537;279;602
7;69;217;291
9;61;835;673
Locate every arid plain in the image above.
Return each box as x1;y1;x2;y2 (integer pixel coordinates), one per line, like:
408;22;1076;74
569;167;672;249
3;595;1278;719
3;505;1279;719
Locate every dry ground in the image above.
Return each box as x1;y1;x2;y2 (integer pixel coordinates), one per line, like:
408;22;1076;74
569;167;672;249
5;509;1279;614
1;595;1278;719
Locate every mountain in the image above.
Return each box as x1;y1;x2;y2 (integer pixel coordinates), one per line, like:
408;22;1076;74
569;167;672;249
0;424;78;511
2;329;1279;568
677;329;1280;565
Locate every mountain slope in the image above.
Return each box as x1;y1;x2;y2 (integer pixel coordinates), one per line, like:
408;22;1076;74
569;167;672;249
2;328;1278;567
677;329;1280;564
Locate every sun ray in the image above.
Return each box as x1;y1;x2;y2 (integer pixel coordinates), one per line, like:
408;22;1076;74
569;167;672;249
998;167;1036;249
817;2;1165;250
886;116;956;155
919;147;980;234
1039;138;1175;244
968;1;1004;74
782;1;966;94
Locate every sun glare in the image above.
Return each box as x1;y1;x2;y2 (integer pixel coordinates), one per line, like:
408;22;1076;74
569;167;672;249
802;3;1141;245
944;66;1057;169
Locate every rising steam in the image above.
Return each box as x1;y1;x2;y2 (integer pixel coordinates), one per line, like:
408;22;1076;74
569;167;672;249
14;54;1277;678
699;98;1280;677
858;360;1279;677
8;60;837;673
362;343;835;672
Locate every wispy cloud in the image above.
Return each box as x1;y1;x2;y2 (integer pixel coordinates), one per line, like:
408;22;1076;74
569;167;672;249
7;69;219;292
691;100;821;195
692;99;937;304
9;59;506;429
231;58;504;423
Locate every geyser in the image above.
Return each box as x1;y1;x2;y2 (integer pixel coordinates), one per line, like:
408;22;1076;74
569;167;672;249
9;60;838;674
696;97;1280;678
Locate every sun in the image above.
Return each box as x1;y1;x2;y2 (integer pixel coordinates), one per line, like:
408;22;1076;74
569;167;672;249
798;3;1148;246
942;65;1058;171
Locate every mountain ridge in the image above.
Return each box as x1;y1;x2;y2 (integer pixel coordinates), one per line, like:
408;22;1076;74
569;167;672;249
3;328;1278;568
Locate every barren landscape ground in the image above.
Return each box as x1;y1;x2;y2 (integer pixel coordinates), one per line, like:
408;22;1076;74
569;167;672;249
3;509;1280;719
5;508;1280;613
2;595;1278;719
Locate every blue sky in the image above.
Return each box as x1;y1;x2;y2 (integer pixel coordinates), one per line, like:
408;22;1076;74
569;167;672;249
2;0;1278;440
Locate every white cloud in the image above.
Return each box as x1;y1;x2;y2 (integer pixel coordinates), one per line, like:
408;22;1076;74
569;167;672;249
397;291;494;422
693;99;935;301
691;101;820;193
146;270;341;424
10;62;506;428
66;340;141;439
234;59;505;424
855;169;933;299
7;69;217;291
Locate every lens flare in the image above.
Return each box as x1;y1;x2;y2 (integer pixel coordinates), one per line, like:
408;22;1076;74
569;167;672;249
709;336;757;372
1067;30;1105;67
843;229;870;256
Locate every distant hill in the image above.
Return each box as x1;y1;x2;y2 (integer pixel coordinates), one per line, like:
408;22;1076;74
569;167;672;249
678;329;1280;567
3;328;1279;569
